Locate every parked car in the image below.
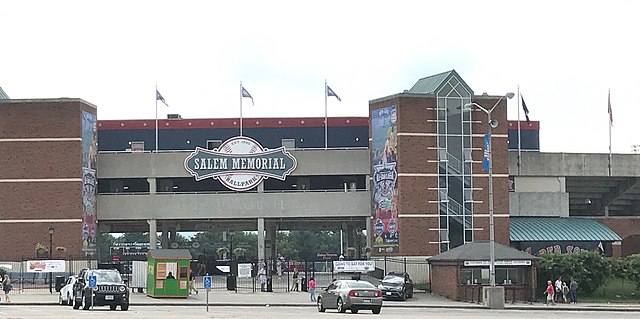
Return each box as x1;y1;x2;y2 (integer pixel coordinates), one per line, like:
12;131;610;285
58;275;77;306
378;272;413;300
73;268;129;311
317;279;383;314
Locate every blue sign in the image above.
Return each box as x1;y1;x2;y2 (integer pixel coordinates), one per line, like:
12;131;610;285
483;134;490;172
203;275;212;289
88;275;97;289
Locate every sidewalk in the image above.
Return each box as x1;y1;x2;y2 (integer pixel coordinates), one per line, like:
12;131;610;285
2;290;640;311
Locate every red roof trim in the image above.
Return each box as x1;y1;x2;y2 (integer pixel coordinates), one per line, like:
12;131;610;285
508;120;539;130
98;117;369;131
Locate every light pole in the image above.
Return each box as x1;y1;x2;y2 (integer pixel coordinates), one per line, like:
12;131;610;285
464;92;514;287
48;226;54;293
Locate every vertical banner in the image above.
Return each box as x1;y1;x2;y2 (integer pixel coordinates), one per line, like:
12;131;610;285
371;106;399;254
482;133;490;172
81;111;98;255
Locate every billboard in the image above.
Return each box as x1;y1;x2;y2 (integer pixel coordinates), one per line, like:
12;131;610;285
81;111;98;255
371;105;399;254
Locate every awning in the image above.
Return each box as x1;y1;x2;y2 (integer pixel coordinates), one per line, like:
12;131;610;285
510;217;621;242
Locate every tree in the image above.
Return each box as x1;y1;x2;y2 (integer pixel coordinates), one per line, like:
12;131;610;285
536;252;611;295
98;233;117;262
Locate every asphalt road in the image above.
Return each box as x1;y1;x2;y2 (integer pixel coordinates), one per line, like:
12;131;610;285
0;306;639;319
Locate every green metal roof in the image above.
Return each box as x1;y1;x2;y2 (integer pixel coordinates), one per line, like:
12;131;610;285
0;86;9;99
407;69;473;97
510;217;621;242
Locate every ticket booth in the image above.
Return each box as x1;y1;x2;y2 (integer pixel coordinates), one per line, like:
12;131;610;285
147;249;192;298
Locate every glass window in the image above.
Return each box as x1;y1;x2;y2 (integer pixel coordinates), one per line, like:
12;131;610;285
206;140;222;150
282;138;295;149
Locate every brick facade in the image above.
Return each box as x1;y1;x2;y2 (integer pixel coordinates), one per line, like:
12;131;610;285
0;99;96;260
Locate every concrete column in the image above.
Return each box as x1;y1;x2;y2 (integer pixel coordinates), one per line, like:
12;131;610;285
161;222;169;249
257;218;265;262
147;178;156;194
366;175;371;191
258;181;264;193
268;223;277;260
148;219;157;250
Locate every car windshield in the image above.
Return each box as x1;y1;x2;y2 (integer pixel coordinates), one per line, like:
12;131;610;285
88;270;122;283
345;281;375;289
382;275;404;284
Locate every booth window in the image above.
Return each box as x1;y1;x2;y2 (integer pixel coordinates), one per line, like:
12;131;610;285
207;139;222;150
179;266;188;279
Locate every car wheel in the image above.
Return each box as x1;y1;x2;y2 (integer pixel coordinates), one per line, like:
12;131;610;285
351;308;359;313
59;293;66;305
68;293;73;307
110;304;117;310
316;297;325;312
121;303;129;311
372;306;381;314
400;288;407;301
337;297;346;313
82;292;91;310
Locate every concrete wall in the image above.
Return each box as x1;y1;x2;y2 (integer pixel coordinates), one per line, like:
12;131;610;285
514;176;565;192
509;193;569;217
511;152;640;177
97;190;370;221
98;148;370;179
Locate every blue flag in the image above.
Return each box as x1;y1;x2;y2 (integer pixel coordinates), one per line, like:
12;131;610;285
482;134;490;172
327;85;341;101
521;95;530;124
241;86;254;106
156;90;168;107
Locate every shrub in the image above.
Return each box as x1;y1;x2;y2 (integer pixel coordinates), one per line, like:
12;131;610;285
536;251;611;295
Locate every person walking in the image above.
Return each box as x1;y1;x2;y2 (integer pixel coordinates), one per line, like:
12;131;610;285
259;265;267;292
308;276;316;302
2;274;11;303
554;276;562;302
189;269;198;295
561;282;569;303
569;277;578;304
291;269;299;291
545;280;555;306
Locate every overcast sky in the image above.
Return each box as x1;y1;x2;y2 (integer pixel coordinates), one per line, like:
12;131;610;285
1;0;638;153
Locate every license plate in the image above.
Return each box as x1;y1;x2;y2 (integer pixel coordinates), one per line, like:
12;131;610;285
105;295;114;300
386;292;392;295
363;299;371;303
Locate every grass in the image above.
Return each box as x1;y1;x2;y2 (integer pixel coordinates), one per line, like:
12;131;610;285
580;278;640;303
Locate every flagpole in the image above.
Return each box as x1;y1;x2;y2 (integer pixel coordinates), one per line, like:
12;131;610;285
608;88;612;176
517;85;521;175
240;81;243;137
324;79;328;150
155;83;158;152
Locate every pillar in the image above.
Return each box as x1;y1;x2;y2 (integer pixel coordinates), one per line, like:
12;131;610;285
147;178;156;194
148;219;157;250
365;217;372;254
257;218;265;262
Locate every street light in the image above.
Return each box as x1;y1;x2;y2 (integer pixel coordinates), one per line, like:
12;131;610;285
48;226;54;294
464;92;514;287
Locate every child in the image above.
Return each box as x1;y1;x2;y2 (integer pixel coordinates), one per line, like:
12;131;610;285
562;282;570;303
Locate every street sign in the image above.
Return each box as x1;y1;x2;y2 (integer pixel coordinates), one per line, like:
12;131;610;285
88;275;97;289
203;275;212;289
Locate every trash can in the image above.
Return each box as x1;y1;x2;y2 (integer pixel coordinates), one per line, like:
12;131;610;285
55;276;66;292
301;277;307;292
226;274;236;290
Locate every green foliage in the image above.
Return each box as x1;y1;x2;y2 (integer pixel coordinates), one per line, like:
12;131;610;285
624;254;640;289
277;230;341;260
98;233;117;262
536;252;611;295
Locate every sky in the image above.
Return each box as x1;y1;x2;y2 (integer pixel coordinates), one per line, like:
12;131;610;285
1;0;639;154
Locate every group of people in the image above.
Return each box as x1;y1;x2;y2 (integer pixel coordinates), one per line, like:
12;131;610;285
545;276;578;305
0;273;12;303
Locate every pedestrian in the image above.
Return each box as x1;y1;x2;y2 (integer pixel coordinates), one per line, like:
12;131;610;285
276;254;284;279
2;274;11;303
554;276;562;302
189;269;198;295
259;265;267;292
291;269;299;291
562;282;569;303
545;280;555;306
308;276;316;301
569;277;578;304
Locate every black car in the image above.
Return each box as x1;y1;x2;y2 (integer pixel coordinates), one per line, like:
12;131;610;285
73;268;129;311
377;272;413;300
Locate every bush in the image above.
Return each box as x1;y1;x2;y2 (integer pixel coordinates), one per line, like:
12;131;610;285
536;252;611;295
624;254;640;289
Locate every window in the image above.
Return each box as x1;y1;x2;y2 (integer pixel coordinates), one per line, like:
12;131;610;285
207;140;222;150
131;141;144;152
282;138;295;149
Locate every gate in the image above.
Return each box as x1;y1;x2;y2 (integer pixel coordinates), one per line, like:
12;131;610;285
0;257;96;293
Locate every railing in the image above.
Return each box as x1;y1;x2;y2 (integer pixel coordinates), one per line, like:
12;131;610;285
98;189;369;196
98;147;369;154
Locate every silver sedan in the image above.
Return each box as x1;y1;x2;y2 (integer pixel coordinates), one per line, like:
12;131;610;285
317;279;383;314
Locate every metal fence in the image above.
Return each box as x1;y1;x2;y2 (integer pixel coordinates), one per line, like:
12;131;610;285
0;257;96;293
